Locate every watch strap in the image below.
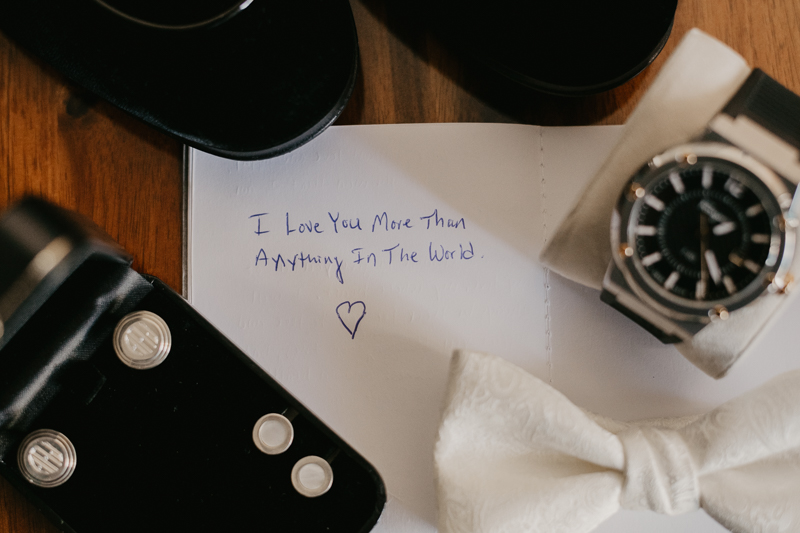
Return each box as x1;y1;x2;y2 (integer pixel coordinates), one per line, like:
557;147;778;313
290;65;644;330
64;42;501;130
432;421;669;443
600;262;707;345
722;68;800;152
600;289;683;344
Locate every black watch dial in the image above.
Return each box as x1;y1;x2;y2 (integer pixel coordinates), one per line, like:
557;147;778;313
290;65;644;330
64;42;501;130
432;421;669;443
632;159;780;304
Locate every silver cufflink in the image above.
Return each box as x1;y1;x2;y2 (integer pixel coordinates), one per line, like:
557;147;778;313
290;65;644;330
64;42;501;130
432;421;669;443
113;311;171;369
291;456;333;497
18;429;77;488
252;413;334;496
252;413;294;455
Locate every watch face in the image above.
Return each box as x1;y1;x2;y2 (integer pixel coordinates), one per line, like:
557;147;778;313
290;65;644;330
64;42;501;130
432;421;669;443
628;157;784;308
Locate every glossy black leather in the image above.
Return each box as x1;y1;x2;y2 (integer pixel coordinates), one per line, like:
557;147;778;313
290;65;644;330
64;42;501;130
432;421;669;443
0;199;386;532
425;0;678;95
0;0;359;159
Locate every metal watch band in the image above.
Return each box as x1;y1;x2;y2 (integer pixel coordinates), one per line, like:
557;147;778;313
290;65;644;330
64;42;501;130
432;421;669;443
722;68;800;152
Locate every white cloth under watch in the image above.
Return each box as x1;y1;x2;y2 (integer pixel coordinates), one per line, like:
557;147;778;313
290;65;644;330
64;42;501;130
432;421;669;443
435;350;800;533
538;28;800;378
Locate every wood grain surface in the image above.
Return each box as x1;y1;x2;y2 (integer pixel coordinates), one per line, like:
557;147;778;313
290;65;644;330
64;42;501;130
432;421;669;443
1;0;799;531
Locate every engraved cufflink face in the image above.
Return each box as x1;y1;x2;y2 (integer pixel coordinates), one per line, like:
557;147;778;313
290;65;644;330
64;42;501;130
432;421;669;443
113;311;171;369
291;456;333;497
18;430;77;488
253;414;294;455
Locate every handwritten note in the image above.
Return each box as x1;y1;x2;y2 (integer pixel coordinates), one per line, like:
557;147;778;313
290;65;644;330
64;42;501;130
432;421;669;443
190;124;552;531
189;124;795;533
249;208;473;287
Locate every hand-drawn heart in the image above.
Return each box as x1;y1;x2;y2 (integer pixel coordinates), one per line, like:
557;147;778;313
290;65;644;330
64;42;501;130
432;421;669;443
336;301;366;339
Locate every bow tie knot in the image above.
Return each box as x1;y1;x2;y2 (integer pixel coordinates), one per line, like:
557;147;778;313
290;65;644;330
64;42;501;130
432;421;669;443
618;426;699;515
435;351;800;533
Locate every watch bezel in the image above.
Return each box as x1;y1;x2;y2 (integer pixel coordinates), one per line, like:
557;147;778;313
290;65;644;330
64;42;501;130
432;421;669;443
611;141;796;322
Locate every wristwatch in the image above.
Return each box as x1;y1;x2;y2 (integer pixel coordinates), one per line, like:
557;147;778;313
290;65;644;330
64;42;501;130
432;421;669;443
601;69;800;343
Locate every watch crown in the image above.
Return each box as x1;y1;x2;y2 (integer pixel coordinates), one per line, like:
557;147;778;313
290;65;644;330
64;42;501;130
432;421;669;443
619;243;634;258
774;213;799;232
769;273;793;295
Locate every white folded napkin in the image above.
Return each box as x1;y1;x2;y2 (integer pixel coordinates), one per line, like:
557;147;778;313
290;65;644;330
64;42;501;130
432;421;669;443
435;350;800;533
539;28;800;378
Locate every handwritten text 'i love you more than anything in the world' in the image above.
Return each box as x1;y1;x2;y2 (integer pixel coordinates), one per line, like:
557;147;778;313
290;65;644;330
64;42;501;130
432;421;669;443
249;209;479;285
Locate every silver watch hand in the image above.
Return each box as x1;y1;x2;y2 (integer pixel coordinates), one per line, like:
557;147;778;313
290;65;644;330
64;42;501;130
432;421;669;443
705;249;723;285
698;200;730;223
712;220;737;236
697;213;710;299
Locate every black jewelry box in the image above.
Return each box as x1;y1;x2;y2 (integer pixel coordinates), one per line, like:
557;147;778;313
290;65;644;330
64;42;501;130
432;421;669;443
0;198;385;532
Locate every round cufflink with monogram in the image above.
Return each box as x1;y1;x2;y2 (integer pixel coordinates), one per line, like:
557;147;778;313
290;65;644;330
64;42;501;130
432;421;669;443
113;311;172;369
18;430;77;488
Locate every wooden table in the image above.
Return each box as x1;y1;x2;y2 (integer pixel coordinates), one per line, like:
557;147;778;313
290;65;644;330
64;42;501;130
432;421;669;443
1;0;798;531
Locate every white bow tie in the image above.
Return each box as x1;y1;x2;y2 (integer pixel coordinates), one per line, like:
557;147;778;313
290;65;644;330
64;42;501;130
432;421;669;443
434;351;800;533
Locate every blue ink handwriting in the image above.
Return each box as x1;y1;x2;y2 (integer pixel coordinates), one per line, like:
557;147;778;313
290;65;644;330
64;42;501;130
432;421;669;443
247;209;478;283
250;209;467;237
372;212;413;232
255;249;344;284
249;213;269;235
285;213;324;235
428;242;474;261
420;209;466;230
336;301;366;339
328;212;363;233
382;244;418;264
351;248;377;266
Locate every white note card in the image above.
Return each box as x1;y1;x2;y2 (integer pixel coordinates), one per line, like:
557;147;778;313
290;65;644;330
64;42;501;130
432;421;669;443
187;123;797;533
189;124;554;531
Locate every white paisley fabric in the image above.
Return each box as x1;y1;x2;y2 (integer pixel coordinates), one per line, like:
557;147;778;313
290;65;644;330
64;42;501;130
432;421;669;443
434;351;800;533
